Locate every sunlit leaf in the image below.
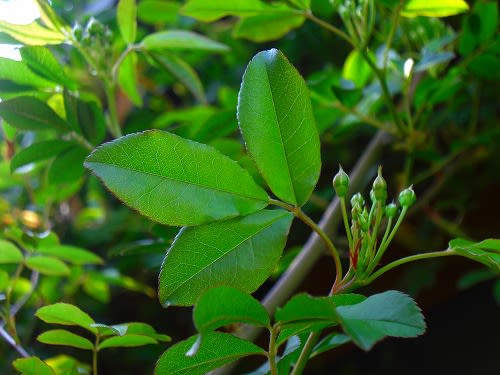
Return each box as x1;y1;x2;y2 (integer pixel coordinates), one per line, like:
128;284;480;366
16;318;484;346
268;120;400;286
37;329;94;350
36;303;97;334
142;30;229;52
13;357;56;375
402;0;469;18
117;0;137;44
0;239;24;264
25;256;70;276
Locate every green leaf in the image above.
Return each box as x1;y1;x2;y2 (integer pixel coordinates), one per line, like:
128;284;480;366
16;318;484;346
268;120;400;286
137;0;180;24
25;256;70;276
336;290;426;350
148;52;206;104
401;0;469;18
83;276;110;303
43;355;90;375
63;92;106;145
237;49;321;206
98;334;158;350
37;244;103;265
159;209;293;306
342;50;373;88
311;333;351;357
0;20;66;45
450;238;500;272
125;322;171;341
0;239;24;264
0;57;55;88
117;0;137;44
48;146;88;185
233;9;305;42
142;30;229;52
84;130;269;226
20;46;73;87
0;269;8;291
155;332;265;375
181;0;267;22
37;329;94;350
275;294;338;326
13;357;56;375
288;0;310;10
10;140;74;172
0;96;71;132
36;303;97;334
194;286;270;336
118;51;142;106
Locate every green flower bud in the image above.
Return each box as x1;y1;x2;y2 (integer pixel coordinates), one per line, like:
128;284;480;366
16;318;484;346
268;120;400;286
72;23;83;41
372;166;387;202
399;185;416;207
351;204;360;221
351;192;365;208
385;202;398;218
358;209;369;232
333;165;350;198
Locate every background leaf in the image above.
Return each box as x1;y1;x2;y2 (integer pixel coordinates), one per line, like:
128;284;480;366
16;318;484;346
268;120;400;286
402;0;469;18
0;239;24;264
48;146;89;185
36;303;97;334
117;0;137;44
237;49;321;206
98;334;158;350
20;46;73;87
0;57;55;88
181;0;266;22
158;209;293;306
37;244;103;265
37;329;94;350
10;140;74;172
13;357;56;375
142;30;229;52
0;20;66;45
450;238;500;272
85;130;269;226
118;51;142;106
25;256;70;276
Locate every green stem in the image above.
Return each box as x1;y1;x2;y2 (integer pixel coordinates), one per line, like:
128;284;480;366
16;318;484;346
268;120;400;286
70;132;94;151
111;44;141;83
104;83;123;138
362;249;457;285
268;327;279;375
382;3;402;69
304;12;355;48
93;335;100;375
290;331;321;375
340;198;353;252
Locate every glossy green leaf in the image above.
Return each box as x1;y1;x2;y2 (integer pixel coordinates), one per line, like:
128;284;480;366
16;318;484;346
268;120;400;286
25;256;70;276
342;50;373;88
336;291;426;350
148;52;206;104
237;49;321;206
118;51;142;106
117;0;137;44
13;357;56;375
37;244;103;265
0;20;66;45
401;0;469;18
37;329;94;350
99;334;158;350
312;333;351;357
20;46;72;87
137;0;180;24
159;209;293;306
85;130;269;226
155;332;265;375
450;238;500;272
124;322;171;341
181;0;267;22
0;96;71;132
48;146;88;185
0;57;55;88
36;303;97;334
0;239;23;263
142;30;229;52
275;294;338;326
10;140;74;172
194;286;270;336
233;9;305;42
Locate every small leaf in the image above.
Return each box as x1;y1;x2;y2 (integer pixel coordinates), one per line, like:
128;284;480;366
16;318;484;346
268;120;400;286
0;20;66;45
117;0;137;44
0;239;23;264
155;332;265;375
98;334;158;350
125;322;171;341
118;51;142;106
48;146;88;185
450;238;500;272
20;46;73;87
159;209;292;306
43;355;90;375
336;290;426;350
342;50;373;88
25;256;70;276
401;0;469;18
181;0;267;21
10;140;74;172
137;0;180;24
312;333;351;357
194;286;270;336
0;96;71;133
142;30;229;52
238;49;321;206
37;244;103;265
0;57;55;88
36;303;97;334
85;130;269;226
37;329;94;350
275;294;338;326
13;357;56;375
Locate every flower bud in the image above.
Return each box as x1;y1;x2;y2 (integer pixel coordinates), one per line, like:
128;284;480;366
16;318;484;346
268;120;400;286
399;185;416;207
351;192;365;208
358;209;369;232
333;165;350;198
384;202;398;218
372;166;387;202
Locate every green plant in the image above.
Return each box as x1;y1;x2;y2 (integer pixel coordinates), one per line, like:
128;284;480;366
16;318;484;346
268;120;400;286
1;0;499;374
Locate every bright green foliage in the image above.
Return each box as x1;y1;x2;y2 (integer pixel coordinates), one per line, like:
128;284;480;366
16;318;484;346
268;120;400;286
10;140;75;172
0;20;66;45
193;286;270;335
98;334;158;350
238;49;321;206
142;30;229;52
84;130;269;226
401;0;469;18
117;0;137;44
0;270;8;291
181;0;266;22
43;355;90;375
118;52;142;106
36;303;97;334
275;294;338;326
336;291;426;350
48;147;89;185
25;256;70;276
137;0;180;24
0;57;55;88
36;244;103;265
0;239;23;263
158;209;293;306
13;357;56;375
37;329;94;350
155;331;266;375
450;238;500;272
20;46;72;87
